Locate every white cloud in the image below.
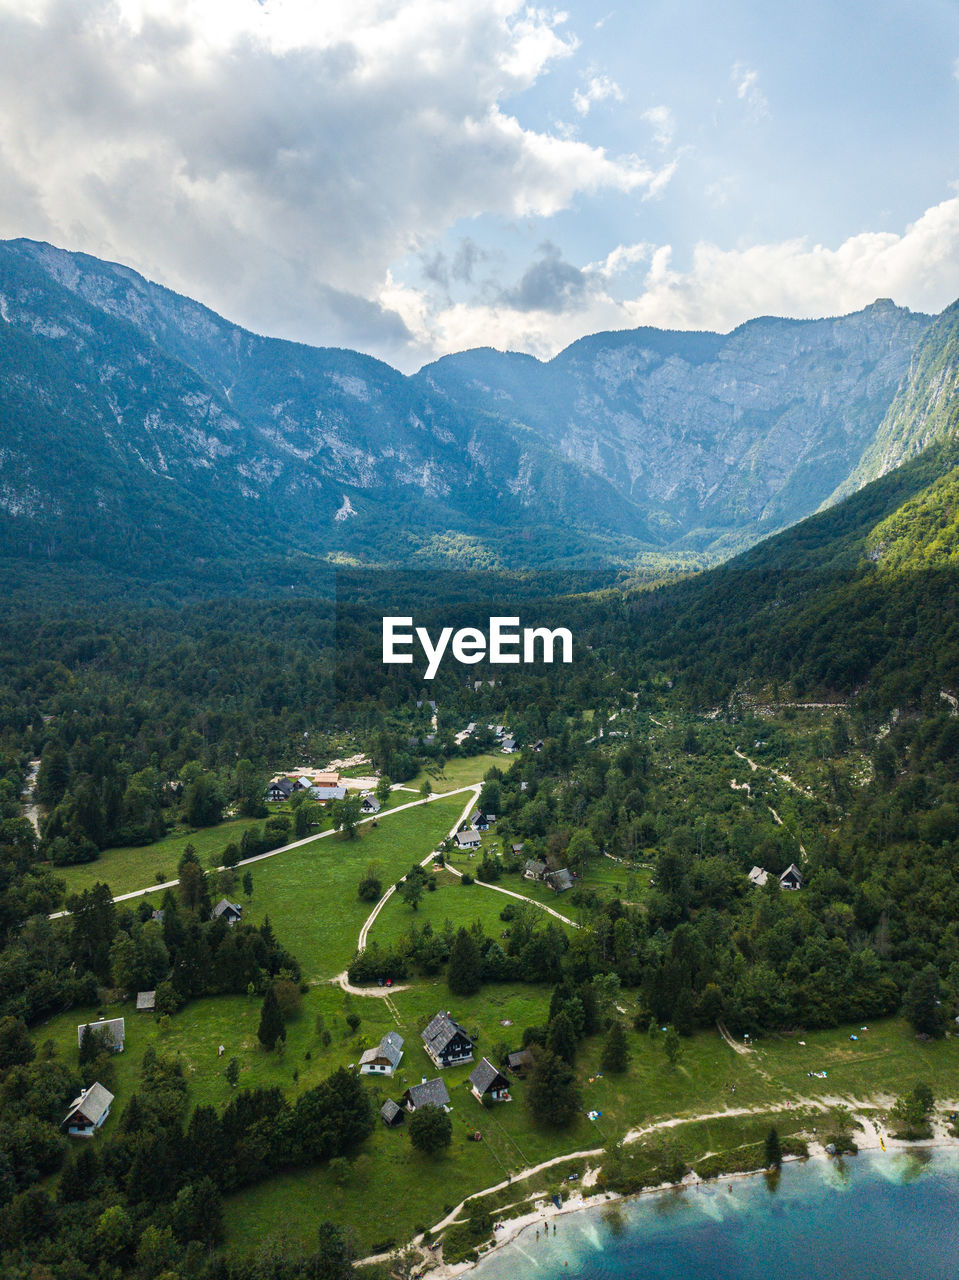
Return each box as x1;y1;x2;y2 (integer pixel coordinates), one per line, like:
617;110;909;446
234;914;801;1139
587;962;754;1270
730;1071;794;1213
731;61;769;118
573;72;624;116
0;0;664;363
641;105;675;147
385;196;959;367
620;196;959;331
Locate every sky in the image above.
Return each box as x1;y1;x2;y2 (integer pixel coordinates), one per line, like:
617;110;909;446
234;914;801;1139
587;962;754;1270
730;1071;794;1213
1;0;958;371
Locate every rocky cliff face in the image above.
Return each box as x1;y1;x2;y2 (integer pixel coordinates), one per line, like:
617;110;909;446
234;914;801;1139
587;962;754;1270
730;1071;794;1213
829;298;959;503
0;238;939;580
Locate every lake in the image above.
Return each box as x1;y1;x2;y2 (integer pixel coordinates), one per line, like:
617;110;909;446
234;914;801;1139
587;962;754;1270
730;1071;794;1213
468;1149;959;1279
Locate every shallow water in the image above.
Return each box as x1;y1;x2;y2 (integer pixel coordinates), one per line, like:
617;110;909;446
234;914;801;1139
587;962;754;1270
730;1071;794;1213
469;1150;959;1279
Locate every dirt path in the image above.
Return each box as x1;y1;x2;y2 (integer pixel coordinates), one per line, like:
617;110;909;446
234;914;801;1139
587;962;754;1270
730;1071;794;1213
355;786;480;953
22;757;41;835
442;863;580;929
47;783;485;918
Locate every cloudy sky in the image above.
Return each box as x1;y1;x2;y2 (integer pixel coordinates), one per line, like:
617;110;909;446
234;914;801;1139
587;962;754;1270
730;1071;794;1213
2;0;958;370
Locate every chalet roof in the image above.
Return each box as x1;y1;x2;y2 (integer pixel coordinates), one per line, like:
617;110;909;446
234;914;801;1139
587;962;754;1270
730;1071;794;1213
310;785;347;801
455;829;481;846
469;1057;508;1094
63;1082;114;1127
267;779;293;797
360;1031;404;1067
511;843;524;854
747;866;769;887
780;863;804;884
405;1078;451;1110
212;899;242;920
380;1098;403;1124
136;991;156;1011
422;1011;472;1056
77;1018;125;1051
506;1049;533;1071
548;869;573;893
361;795;381;812
524;858;548;878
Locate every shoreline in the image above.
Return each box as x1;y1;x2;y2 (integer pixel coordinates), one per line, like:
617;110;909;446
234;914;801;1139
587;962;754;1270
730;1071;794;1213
416;1106;959;1280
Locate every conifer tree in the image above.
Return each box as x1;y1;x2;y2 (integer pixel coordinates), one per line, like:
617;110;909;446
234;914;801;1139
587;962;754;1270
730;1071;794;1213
601;1020;629;1073
447;927;482;996
764;1127;783;1169
257;984;285;1050
546;1009;577;1065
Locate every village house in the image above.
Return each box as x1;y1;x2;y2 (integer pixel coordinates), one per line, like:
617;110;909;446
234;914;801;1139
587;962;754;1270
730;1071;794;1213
360;795;381;813
77;1018;125;1053
421;1011;474;1069
748;864;804;891
403;1077;451;1112
136;990;156;1012
62;1083;115;1137
454;829;481;850
468;1057;512;1103
310;784;347;802
359;1031;404;1076
266;778;293;803
380;1098;405;1127
212;898;243;925
779;863;804;891
522;860;572;893
506;1048;533;1074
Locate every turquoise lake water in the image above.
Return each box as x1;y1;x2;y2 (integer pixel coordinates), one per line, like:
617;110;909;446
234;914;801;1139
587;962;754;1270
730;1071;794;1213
468;1150;959;1279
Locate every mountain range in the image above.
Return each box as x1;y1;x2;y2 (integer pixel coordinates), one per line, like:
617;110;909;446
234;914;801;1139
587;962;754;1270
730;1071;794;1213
1;237;957;595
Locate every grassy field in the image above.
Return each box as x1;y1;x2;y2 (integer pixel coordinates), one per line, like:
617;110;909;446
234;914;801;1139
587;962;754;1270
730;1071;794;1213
57;816;278;898
408;753;505;794
365;868;579;954
240;795;467;979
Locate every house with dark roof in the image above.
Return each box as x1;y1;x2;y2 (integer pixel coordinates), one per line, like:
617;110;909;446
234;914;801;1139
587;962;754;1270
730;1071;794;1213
380;1098;405;1127
422;1011;474;1069
403;1077;451;1112
266;779;293;802
469;1057;512;1103
63;1082;115;1137
506;1048;533;1074
77;1018;125;1053
523;859;548;882
547;869;574;893
359;1031;404;1076
501;738;516;753
212;899;243;925
360;795;381;813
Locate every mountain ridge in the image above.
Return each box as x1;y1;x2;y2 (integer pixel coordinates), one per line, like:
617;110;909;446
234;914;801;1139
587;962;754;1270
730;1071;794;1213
0;237;943;593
